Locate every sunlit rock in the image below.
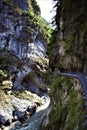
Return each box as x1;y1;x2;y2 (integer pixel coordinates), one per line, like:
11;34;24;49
0;0;51;129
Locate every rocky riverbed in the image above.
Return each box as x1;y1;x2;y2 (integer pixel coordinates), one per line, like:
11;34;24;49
0;90;51;130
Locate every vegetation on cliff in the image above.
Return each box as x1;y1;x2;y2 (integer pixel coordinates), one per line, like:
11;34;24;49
43;74;84;130
0;69;7;84
2;0;52;43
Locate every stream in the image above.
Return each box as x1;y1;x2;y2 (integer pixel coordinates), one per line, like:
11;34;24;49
18;95;51;130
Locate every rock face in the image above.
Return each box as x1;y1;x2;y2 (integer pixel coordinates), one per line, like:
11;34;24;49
43;76;84;130
49;0;87;74
0;6;46;60
43;0;87;130
12;0;29;10
0;0;51;129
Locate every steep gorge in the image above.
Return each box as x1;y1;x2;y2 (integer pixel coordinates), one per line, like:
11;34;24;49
0;0;87;130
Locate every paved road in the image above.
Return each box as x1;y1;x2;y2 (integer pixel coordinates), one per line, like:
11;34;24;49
58;72;87;106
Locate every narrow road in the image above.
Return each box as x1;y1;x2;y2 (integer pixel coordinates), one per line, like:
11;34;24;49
58;72;87;106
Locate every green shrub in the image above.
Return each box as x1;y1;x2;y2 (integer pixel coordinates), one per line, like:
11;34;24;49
64;35;74;52
31;0;40;13
22;8;52;43
0;69;7;84
47;30;57;55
